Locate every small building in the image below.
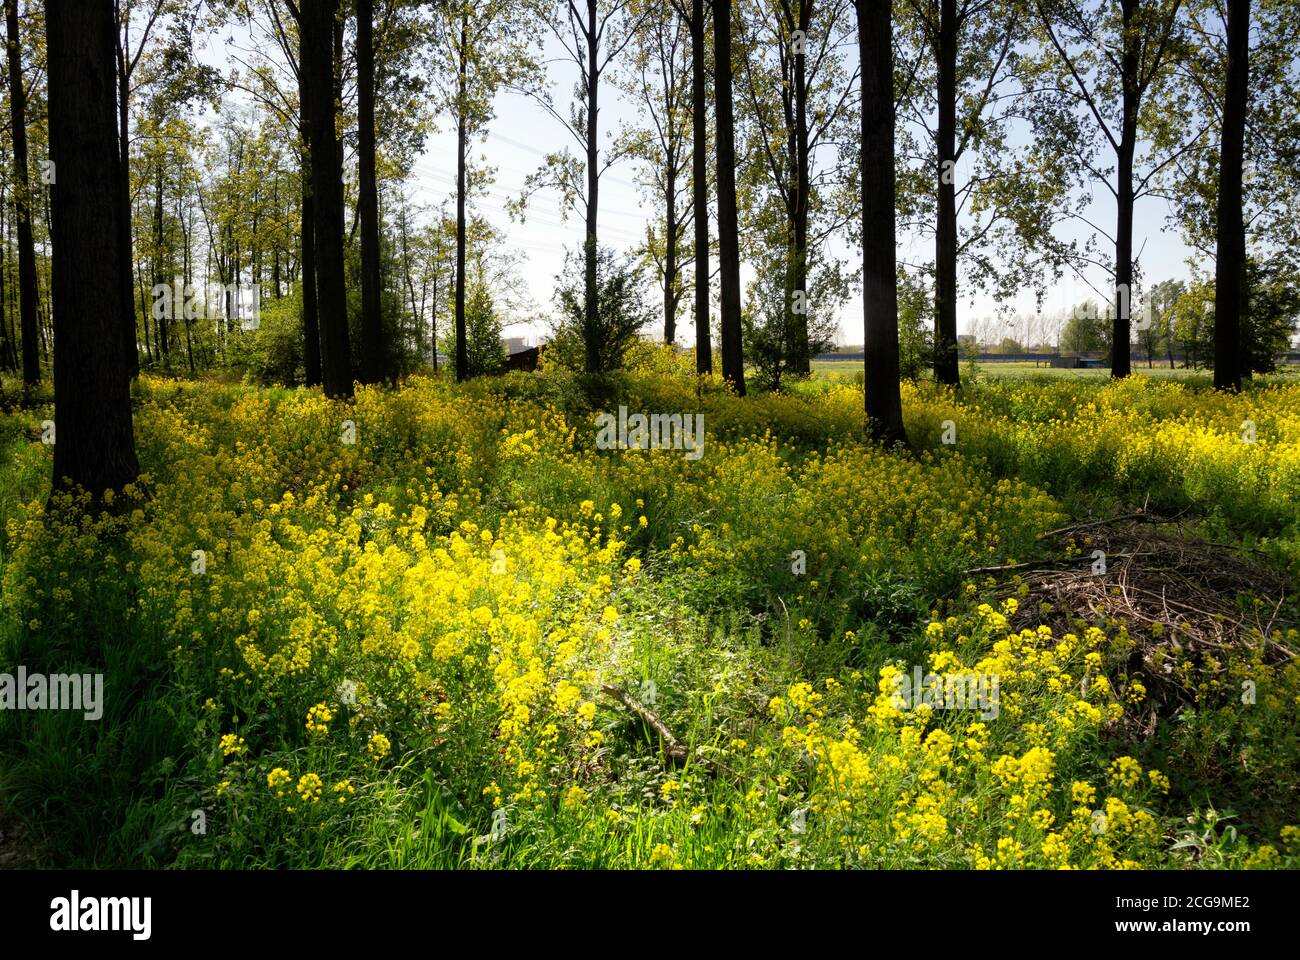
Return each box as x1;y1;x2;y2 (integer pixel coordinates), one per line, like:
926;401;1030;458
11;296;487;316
504;344;543;372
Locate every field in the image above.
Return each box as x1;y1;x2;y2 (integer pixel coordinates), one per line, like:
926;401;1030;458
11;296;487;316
811;359;1300;383
2;354;1299;869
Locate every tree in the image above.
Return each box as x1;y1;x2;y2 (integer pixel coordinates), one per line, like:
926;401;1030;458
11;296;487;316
856;0;906;445
550;243;652;374
520;0;644;376
301;0;352;397
735;0;858;378
1143;277;1184;366
686;0;712;373
1060;302;1108;353
1032;0;1192;379
713;0;744;393
45;0;140;496
616;2;692;348
897;269;934;380
1243;257;1300;374
355;0;386;384
1210;0;1248;390
1168;280;1214;367
6;0;39;387
434;0;540;381
899;0;1052;387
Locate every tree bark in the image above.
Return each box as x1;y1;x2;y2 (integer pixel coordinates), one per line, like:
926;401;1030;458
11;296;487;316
1214;0;1248;391
933;0;960;387
454;14;470;381
714;0;744;392
356;0;385;384
583;0;600;375
45;0;140;496
664;166;678;344
302;0;352;398
115;15;138;378
787;2;811;376
6;0;39;386
856;0;907;446
298;70;321;385
1111;0;1138;380
690;0;712;374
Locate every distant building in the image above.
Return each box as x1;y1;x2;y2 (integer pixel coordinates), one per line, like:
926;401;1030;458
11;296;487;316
504;344;544;372
503;336;529;354
1050;354;1108;369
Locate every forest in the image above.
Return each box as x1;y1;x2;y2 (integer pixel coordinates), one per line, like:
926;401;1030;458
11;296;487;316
0;0;1297;873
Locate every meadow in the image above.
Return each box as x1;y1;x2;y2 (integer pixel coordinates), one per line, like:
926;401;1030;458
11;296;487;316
2;352;1298;869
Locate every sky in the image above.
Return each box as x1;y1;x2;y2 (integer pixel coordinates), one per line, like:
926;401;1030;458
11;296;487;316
208;15;1203;351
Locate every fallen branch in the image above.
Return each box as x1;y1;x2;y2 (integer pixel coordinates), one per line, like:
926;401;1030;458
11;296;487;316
600;683;689;766
1036;510;1170;541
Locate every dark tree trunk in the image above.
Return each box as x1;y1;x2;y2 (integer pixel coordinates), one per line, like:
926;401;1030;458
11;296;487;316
664;166;678;344
715;0;744;393
1214;0;1248;392
154;161;168;365
115;21;138;378
6;0;39;386
0;185;10;370
788;3;810;376
302;0;352;398
1112;0;1138;380
933;0;960;387
856;0;907;446
45;0;139;496
356;0;385;384
690;0;711;374
272;176;282;300
298;73;321;386
583;0;600;375
454;13;468;381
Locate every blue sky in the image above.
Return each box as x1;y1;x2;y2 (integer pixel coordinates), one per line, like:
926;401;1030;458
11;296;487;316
209;18;1202;349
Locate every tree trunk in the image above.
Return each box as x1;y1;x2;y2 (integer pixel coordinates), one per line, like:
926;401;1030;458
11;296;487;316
663;166;678;344
583;0;600;375
856;0;907;446
933;0;960;387
45;0;139;496
115;23;138;378
1214;0;1248;391
715;0;744;392
788;3;810;376
0;185;10;370
6;0;39;386
691;0;711;374
454;14;469;381
303;0;352;398
154;160;168;365
356;0;385;384
298;72;321;386
1112;0;1138;380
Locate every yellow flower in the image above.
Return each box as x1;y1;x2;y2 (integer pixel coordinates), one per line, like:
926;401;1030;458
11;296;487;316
305;702;333;738
648;843;675;868
267;767;291;797
296;773;323;803
367;732;392;763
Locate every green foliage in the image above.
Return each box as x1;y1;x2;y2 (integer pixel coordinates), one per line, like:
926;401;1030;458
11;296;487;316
549;242;653;376
229;292;304;386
